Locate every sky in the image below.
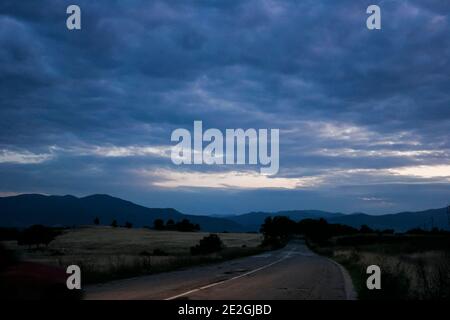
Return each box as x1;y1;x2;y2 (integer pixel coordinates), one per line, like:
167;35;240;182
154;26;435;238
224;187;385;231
0;0;449;215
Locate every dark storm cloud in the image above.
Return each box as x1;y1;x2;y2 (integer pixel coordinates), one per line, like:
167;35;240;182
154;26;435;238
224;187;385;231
0;0;449;213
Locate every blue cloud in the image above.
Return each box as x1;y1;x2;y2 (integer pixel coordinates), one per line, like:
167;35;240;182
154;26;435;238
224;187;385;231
0;0;449;214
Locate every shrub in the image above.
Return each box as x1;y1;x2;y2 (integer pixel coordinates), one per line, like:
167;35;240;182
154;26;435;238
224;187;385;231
360;225;375;234
124;221;133;229
153;219;164;230
166;219;175;230
191;234;224;255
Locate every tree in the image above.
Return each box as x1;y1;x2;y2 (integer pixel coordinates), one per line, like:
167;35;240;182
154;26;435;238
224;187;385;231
260;216;296;247
296;218;358;244
153;219;165;230
175;219;199;232
111;219;118;228
166;219;175;230
124;221;133;229
17;225;60;248
94;217;100;225
191;234;224;255
360;225;374;234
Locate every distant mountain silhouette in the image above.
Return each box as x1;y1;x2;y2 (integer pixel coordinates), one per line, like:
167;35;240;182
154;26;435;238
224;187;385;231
229;208;449;232
0;194;448;232
327;208;450;232
0;194;243;232
228;210;344;231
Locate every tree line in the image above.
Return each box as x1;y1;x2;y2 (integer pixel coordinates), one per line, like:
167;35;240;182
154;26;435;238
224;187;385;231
0;225;62;248
91;217;201;232
260;216;450;247
153;218;200;232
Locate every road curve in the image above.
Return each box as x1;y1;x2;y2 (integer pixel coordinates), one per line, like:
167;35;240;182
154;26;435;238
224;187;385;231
84;240;356;300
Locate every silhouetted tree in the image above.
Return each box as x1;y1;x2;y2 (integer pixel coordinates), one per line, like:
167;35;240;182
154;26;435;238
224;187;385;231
111;219;118;228
405;227;449;235
260;216;296;247
153;219;165;230
360;224;374;234
176;219;199;232
296;218;358;244
17;225;60;248
191;234;224;255
166;219;175;230
125;221;133;229
94;217;100;225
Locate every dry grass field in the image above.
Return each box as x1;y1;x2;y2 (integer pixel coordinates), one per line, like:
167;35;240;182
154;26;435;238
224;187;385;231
309;235;450;299
3;227;264;283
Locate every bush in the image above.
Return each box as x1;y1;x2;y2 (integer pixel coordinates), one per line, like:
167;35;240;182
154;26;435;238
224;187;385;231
166;219;175;230
153;219;164;230
124;221;133;229
360;225;375;234
191;234;224;255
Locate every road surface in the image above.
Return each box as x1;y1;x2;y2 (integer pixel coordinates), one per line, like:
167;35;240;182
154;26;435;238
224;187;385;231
84;240;356;300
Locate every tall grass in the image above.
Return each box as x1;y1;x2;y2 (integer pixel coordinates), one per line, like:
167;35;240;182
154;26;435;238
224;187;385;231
57;246;265;284
309;235;450;300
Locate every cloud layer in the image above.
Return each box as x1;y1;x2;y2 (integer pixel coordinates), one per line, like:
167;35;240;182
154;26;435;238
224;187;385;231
0;1;449;214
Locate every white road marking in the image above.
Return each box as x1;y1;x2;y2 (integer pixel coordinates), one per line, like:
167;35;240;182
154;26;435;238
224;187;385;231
165;250;294;300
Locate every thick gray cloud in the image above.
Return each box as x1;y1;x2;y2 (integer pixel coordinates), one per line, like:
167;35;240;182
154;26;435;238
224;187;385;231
0;1;449;214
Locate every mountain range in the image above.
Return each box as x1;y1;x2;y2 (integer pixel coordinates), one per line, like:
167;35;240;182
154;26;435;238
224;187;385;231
0;194;449;232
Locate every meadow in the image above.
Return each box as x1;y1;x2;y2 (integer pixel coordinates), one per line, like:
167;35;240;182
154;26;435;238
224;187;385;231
3;226;264;283
309;234;450;300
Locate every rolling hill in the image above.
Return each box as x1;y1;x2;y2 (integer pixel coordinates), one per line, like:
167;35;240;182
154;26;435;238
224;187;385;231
0;194;243;232
0;193;448;232
328;208;450;232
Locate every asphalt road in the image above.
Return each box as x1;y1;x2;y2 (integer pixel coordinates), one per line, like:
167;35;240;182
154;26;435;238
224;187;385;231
84;240;356;300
